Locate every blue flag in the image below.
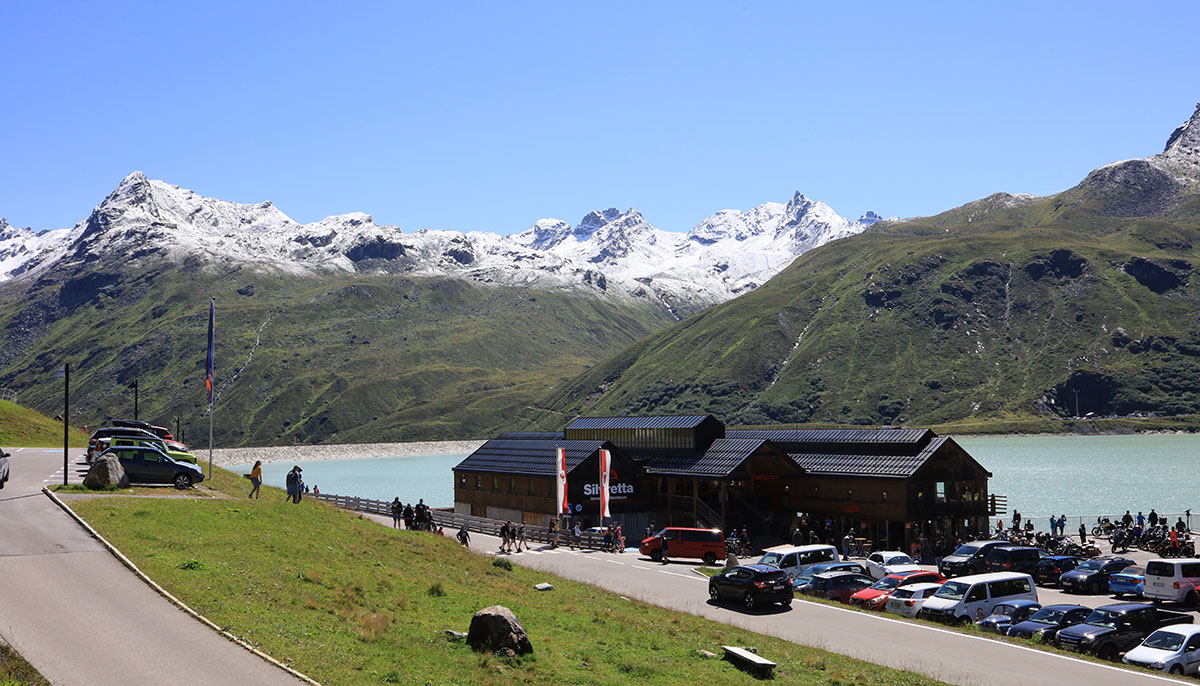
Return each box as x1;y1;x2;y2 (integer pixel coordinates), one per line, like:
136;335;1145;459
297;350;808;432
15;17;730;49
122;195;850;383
206;298;215;405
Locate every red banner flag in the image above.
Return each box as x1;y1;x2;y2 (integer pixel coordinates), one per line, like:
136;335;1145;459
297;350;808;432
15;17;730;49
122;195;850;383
599;448;611;518
556;447;568;514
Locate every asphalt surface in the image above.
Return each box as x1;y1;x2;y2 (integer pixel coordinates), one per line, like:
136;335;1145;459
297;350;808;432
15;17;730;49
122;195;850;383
391;523;1192;686
0;447;303;686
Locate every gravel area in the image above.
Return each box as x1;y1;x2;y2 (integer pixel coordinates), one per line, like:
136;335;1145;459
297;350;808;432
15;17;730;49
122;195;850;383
207;440;485;467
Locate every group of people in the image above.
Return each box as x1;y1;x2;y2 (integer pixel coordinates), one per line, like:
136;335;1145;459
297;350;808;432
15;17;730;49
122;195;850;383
1117;508;1189;532
498;521;529;553
284;465;314;503
389;497;434;531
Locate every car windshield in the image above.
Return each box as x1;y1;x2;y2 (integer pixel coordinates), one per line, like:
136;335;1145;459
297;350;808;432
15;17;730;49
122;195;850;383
1143;631;1186;651
934;581;970;601
887;554;913;565
872;577;902;591
759;553;783;566
1028;608;1067;625
1075;560;1104;572
1084;609;1121;629
951;544;981;557
991;605;1017;618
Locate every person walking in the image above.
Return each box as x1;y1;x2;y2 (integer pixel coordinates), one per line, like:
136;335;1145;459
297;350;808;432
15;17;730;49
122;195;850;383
499;521;511;553
572;521;582;549
285;465;302;504
390;497;403;529
516;522;528;552
247;460;262;499
615;522;625;553
550;518;560;548
457;524;470;546
660;531;671;565
403;503;414;531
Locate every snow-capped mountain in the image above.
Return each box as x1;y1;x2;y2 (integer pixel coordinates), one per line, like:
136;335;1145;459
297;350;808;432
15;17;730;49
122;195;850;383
0;172;880;313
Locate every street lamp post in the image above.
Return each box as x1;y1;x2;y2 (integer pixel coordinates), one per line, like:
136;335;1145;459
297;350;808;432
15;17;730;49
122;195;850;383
1072;388;1080;418
127;380;139;420
54;363;70;485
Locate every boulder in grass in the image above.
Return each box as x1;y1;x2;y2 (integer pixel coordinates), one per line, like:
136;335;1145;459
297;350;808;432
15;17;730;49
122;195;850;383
466;605;533;655
83;454;130;489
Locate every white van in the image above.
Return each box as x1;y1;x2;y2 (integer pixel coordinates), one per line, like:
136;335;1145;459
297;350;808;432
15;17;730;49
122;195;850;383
917;572;1037;625
1144;559;1200;605
757;545;840;581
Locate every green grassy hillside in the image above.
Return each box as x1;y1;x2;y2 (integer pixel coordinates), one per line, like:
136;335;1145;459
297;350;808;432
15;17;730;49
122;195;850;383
0;265;674;446
519;182;1200;430
0;399;88;447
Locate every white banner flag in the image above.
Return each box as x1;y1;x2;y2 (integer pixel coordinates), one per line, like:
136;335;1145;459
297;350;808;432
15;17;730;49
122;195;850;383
599;448;611;518
556;447;568;514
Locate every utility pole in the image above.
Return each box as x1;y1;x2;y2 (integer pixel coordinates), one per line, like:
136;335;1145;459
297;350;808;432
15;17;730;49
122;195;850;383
54;364;70;485
128;380;139;420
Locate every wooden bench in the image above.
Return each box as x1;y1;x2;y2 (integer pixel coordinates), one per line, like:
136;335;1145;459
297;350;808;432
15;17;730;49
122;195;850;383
722;645;775;679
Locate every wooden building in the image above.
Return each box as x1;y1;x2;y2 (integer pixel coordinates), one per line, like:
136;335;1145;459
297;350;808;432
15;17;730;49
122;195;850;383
453;416;995;548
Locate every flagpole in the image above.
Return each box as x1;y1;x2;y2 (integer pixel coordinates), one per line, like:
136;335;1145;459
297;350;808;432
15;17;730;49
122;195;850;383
207;297;215;481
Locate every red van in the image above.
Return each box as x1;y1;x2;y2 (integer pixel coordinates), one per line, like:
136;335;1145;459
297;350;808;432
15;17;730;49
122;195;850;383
640;527;725;565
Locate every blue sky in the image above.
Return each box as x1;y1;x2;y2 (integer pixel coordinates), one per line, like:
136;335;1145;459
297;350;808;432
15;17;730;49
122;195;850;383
2;2;1198;234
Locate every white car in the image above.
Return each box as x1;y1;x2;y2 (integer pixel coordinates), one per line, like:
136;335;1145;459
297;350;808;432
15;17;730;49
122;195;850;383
884;582;943;618
865;551;918;579
1123;625;1200;675
0;448;9;489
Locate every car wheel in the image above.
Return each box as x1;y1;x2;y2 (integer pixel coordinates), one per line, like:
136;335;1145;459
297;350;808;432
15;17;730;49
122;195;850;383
702;552;717;566
1097;644;1118;661
1169;665;1184;675
744;592;756;610
173;473;192;490
649;549;662;562
709;586;719;602
1088;580;1101;595
780;597;792;607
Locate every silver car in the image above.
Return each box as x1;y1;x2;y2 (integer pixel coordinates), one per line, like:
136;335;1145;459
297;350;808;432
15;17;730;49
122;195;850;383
0;448;10;489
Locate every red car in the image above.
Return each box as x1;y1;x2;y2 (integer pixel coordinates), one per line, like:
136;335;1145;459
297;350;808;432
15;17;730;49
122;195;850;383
850;570;946;611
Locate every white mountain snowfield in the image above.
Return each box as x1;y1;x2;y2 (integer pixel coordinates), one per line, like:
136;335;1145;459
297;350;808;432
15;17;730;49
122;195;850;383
0;172;880;313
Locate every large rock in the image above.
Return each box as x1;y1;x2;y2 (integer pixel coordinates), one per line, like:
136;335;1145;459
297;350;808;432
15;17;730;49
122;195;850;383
466;605;533;656
84;454;130;489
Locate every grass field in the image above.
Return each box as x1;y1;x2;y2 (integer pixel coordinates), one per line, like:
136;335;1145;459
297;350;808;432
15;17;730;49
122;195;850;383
0;641;49;686
0;399;88;448
69;467;945;686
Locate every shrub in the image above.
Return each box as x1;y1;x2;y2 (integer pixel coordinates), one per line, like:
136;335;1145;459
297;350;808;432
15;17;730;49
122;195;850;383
428;582;446;597
492;557;513;572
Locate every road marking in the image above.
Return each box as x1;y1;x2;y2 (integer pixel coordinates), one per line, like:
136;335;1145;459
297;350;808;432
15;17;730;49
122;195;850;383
659;570;702;580
803;599;1184;684
604;559;624;566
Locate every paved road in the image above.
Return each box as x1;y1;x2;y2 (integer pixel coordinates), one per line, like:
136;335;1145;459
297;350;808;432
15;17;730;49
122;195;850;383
394;522;1187;686
0;447;303;686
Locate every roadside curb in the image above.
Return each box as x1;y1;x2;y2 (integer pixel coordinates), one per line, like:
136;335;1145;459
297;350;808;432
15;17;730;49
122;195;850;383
42;487;321;686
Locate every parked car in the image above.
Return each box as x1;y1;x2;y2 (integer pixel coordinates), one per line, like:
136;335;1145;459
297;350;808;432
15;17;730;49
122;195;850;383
1109;565;1146;598
802;571;875;603
977;599;1041;634
1034;555;1081;587
87;426;158;462
110;435;198;464
1123;625;1200;675
757;545;840;582
1059;557;1136;595
885;582;944;618
98;445;204;489
1055;602;1194;660
708;565;793;609
864;551;919;580
112;419;174;440
1143;559;1200;606
938;540;1007;578
0;448;9;489
790;561;866;592
1006;604;1091;641
983;546;1044;574
640;527;724;565
850;570;946;611
917;572;1038;626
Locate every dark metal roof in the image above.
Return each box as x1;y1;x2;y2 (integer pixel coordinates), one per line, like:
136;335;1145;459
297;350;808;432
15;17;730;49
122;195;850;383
643;439;769;477
726;428;934;446
454;439;605;476
495;431;563;440
789;436;949;477
566;415;716;431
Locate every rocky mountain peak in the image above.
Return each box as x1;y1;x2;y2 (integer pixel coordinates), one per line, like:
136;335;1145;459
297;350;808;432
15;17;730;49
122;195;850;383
857;211;884;227
575;207;623;237
1159;101;1200;180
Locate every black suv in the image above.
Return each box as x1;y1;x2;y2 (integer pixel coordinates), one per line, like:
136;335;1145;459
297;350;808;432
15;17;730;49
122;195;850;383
939;540;1008;577
709;564;793;609
97;445;204;489
984;546;1044;574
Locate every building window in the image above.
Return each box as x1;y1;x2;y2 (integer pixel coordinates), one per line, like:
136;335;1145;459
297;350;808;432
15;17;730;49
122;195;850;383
476;475;482;489
509;478;516;494
528;479;536;496
492;477;499;492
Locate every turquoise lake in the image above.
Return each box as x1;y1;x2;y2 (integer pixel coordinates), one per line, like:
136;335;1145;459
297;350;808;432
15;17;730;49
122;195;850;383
230;433;1200;526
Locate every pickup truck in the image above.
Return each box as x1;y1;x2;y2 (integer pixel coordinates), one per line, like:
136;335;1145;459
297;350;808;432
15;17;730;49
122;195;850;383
1054;602;1194;660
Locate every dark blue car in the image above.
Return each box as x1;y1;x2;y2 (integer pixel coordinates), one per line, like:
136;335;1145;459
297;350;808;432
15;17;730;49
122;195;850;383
709;564;793;609
1006;604;1091;641
1060;557;1135;594
1034;556;1080;586
977;599;1041;634
790;561;866;592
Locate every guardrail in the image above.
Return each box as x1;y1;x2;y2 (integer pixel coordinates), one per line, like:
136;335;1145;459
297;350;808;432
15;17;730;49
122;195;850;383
311;493;620;551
